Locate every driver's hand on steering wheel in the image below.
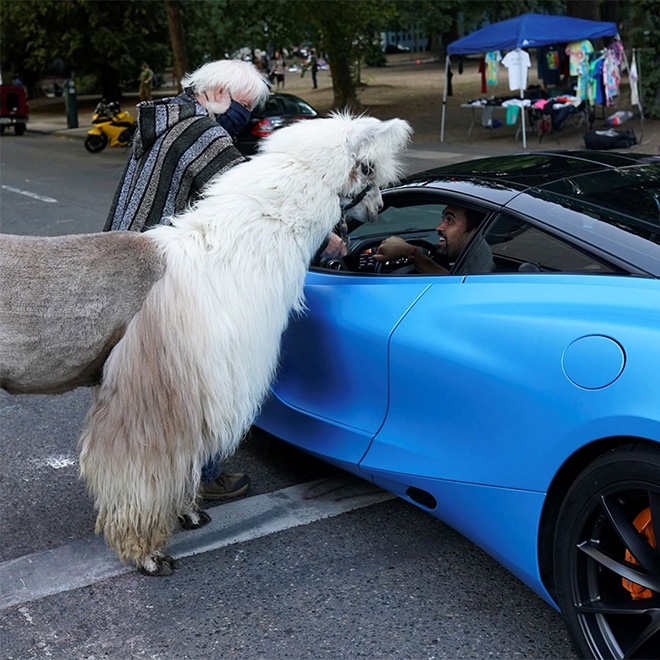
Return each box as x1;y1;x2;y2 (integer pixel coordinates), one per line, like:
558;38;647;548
373;236;415;262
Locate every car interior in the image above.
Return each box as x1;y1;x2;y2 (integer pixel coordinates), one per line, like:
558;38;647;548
311;194;618;276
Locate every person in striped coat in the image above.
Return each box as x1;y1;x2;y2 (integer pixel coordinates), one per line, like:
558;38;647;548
104;59;270;502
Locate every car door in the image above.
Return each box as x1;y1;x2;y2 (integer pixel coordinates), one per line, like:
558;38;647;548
258;195;467;466
361;211;660;491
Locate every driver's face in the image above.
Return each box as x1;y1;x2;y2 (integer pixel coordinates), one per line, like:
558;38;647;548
435;206;474;261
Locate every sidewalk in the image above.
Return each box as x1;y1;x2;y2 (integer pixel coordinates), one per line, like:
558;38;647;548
25;68;659;160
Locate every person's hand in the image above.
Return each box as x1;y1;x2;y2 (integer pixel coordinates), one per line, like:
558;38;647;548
321;232;348;259
373;236;414;262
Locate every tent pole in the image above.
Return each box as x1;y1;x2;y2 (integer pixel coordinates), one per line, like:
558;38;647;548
632;47;645;143
441;54;450;142
518;49;527;149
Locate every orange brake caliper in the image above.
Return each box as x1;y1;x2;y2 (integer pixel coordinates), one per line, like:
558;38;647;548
622;508;656;599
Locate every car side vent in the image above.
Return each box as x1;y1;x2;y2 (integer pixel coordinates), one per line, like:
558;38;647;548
406;487;437;509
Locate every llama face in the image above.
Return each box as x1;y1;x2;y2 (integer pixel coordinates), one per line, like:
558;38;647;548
339;162;384;224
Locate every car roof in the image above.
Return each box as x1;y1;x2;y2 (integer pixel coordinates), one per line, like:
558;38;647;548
391;151;660;276
403;150;656;190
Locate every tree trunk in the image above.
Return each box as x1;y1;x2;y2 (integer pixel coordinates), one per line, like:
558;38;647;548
100;63;121;102
165;0;189;91
327;49;358;109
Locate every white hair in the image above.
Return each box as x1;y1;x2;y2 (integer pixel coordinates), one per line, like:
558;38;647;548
181;59;270;108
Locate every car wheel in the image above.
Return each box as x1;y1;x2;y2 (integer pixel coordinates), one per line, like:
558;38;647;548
15;124;26;135
554;444;660;660
84;133;108;153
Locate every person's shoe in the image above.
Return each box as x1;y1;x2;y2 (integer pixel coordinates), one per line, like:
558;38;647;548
200;472;251;501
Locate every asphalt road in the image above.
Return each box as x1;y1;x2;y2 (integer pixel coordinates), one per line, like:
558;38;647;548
0;131;576;659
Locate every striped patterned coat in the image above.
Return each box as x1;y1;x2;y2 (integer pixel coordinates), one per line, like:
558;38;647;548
104;91;244;233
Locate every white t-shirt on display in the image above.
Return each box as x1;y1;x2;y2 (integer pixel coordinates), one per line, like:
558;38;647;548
501;49;531;91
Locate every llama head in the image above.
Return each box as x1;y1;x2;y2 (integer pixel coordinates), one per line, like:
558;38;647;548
258;112;413;224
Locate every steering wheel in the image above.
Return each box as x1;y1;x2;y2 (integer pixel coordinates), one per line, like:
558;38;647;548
373;240;436;274
316;256;348;271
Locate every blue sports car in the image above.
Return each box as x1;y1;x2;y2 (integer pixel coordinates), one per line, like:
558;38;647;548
255;151;660;660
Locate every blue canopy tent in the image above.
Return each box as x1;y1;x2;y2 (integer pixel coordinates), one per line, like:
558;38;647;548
440;13;620;147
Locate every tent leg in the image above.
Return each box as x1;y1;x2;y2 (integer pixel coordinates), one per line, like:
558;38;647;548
441;54;450;142
520;88;527;149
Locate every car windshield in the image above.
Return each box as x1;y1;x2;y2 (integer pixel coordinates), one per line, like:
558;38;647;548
532;164;660;246
350;203;444;239
253;95;316;118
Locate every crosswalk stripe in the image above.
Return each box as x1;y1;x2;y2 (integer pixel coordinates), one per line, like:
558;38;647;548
0;476;394;611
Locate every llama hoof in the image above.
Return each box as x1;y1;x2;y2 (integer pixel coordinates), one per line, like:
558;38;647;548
137;553;178;576
178;510;212;530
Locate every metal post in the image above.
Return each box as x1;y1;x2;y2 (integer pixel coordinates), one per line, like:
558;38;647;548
440;54;450;142
64;78;78;129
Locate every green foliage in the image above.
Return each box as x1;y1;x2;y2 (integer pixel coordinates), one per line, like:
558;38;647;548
630;0;660;118
1;0;170;96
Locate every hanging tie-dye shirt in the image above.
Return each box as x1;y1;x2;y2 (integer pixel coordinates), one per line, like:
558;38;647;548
485;50;502;86
565;40;594;100
604;40;624;106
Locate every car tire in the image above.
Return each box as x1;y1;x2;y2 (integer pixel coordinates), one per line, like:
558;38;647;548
554;444;660;660
15;124;25;135
84;133;108;153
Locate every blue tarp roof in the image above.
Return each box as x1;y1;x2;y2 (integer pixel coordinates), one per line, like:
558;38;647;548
447;13;618;55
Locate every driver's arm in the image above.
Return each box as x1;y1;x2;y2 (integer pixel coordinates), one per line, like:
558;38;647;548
374;236;449;274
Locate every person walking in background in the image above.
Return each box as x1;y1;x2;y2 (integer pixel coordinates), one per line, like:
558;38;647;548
138;62;154;102
104;59;270;501
310;50;319;89
272;50;286;90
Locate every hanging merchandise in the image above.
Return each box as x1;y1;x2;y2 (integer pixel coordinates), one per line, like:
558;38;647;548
630;50;640;108
537;45;562;86
478;57;487;94
485;50;502;86
604;40;624;106
565;40;594;100
588;55;606;105
501;49;531;91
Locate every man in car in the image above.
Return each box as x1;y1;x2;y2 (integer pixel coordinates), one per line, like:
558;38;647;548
104;59;270;502
373;205;494;274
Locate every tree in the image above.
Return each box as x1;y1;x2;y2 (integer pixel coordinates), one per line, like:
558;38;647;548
165;0;189;89
280;0;396;109
1;0;170;99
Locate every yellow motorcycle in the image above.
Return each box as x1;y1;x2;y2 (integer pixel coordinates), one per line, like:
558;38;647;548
85;100;136;153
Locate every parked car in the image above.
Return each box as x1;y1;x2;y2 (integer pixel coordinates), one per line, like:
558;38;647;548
384;43;412;54
0;84;28;135
234;92;319;156
256;151;660;660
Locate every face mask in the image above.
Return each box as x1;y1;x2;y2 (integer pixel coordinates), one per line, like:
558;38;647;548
216;99;251;136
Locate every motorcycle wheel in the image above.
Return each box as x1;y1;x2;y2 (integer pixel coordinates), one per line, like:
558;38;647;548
84;133;108;153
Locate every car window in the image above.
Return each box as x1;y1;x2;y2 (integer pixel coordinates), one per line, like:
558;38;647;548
350;203;444;239
483;213;614;274
532;164;660;246
281;97;316;115
255;96;283;116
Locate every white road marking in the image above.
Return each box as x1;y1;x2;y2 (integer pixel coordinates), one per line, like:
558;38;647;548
0;476;395;611
41;454;77;470
1;185;57;203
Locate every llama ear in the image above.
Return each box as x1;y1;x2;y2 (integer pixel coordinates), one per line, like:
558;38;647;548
376;118;413;150
348;118;413;159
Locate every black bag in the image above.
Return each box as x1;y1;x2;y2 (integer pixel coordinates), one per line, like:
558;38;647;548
584;128;637;150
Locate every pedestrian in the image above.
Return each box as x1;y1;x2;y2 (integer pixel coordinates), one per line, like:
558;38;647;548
272;50;286;90
104;59;270;501
138;62;154;102
310;51;319;89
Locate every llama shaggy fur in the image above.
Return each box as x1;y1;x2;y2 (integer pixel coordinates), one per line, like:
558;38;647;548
0;113;412;574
